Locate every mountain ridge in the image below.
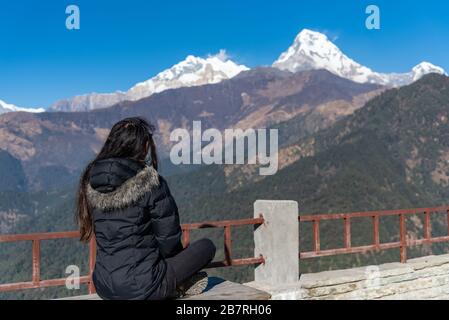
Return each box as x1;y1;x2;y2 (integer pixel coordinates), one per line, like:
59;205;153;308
0;68;382;192
0;99;44;115
48;53;249;112
272;29;446;87
169;73;449;215
2;29;445;114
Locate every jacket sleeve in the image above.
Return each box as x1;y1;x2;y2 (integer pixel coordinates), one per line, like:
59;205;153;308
149;176;183;258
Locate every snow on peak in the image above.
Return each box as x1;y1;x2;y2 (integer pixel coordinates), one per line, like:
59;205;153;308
127;52;249;100
50;51;249;112
412;61;447;81
273;29;446;87
296;28;330;44
0;99;45;115
273;29;376;84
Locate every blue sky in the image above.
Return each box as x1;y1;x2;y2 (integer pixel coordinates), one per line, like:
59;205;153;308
1;0;449;108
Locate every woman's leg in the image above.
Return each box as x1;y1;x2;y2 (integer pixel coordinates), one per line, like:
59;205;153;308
165;238;216;285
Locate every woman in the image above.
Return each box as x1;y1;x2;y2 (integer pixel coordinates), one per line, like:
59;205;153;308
76;117;216;300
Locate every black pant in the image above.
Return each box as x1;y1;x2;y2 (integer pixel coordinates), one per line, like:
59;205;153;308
148;238;216;300
166;238;216;286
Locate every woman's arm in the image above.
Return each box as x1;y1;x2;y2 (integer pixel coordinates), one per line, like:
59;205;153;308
149;176;184;258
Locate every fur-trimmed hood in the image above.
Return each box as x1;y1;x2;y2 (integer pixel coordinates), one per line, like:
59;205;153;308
86;159;159;211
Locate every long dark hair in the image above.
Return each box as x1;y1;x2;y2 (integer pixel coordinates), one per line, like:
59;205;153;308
76;117;158;242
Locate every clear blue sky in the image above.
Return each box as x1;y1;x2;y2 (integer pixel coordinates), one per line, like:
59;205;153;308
1;0;448;108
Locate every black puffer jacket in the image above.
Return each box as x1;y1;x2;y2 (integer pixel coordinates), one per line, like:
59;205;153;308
86;158;183;300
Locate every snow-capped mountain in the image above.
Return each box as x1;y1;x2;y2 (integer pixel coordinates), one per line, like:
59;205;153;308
273;29;447;87
0;99;45;115
127;54;249;101
9;30;447;114
49;52;249;112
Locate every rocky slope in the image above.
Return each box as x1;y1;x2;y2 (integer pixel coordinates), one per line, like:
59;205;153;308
0;69;382;191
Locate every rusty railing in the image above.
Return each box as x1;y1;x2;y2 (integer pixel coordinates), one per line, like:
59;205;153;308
182;216;265;268
0;232;96;293
0;217;264;293
299;206;449;263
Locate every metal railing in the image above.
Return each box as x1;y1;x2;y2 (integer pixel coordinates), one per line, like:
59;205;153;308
0;217;265;293
299;206;449;263
0;232;96;293
182;216;265;268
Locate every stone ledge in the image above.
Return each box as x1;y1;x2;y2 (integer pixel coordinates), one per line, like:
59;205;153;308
247;253;449;300
299;262;414;289
245;281;306;300
182;278;270;300
407;254;449;270
57;277;271;300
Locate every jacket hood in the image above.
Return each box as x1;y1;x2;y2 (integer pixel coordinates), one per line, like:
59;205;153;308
86;158;159;211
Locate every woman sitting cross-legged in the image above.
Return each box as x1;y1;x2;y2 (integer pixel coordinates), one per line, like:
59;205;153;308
76;117;216;300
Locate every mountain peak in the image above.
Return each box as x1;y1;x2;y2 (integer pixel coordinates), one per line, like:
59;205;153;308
185;54;200;63
273;29;446;87
0;99;45;115
49;51;249;112
127;52;249;100
412;61;447;81
296;28;329;42
273;29;375;83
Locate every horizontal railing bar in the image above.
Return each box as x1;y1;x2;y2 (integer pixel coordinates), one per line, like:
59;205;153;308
206;256;265;269
300;242;402;259
299;206;449;222
407;236;449;246
182;217;264;230
0;276;91;293
0;231;80;243
300;235;449;259
0;218;264;244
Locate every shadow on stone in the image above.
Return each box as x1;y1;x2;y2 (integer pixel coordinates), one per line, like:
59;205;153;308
203;277;226;292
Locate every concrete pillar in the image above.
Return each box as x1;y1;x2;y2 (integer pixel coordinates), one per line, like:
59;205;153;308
254;200;299;286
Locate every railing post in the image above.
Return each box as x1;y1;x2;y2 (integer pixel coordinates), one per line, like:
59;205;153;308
344;216;351;248
182;228;190;248
254;200;299;286
447;209;449;237
32;240;40;284
400;214;407;263
424;211;431;242
373;215;380;249
224;226;232;266
88;236;97;294
313;219;320;252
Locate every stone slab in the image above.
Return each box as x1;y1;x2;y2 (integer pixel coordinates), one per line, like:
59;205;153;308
57;277;271;300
